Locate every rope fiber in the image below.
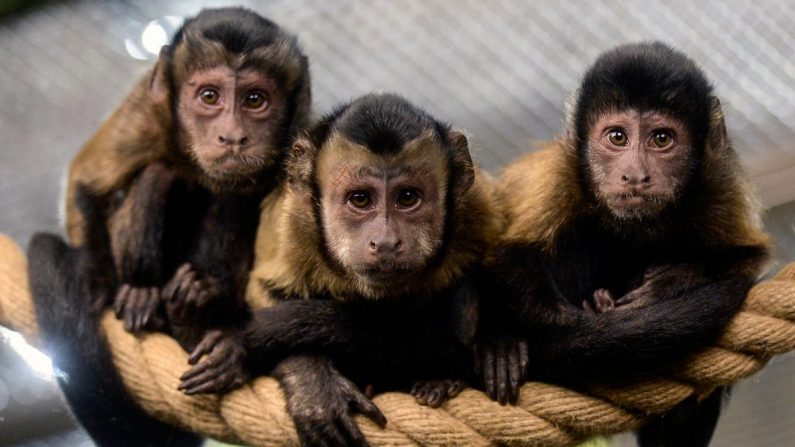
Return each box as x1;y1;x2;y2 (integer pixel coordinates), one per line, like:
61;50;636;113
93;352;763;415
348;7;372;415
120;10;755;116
2;233;795;446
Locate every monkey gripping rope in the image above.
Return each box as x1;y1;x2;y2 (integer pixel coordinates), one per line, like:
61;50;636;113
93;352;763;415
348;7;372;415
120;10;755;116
2;233;795;446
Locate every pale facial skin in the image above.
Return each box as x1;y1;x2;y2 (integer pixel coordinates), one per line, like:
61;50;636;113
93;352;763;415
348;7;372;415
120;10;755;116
177;66;286;187
316;135;449;289
586;109;694;220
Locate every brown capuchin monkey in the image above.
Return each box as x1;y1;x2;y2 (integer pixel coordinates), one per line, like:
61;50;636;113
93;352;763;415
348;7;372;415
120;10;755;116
26;8;309;447
474;42;770;447
178;93;505;446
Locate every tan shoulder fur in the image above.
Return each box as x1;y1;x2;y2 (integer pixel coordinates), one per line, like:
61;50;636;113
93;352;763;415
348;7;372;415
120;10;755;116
497;139;581;253
66;71;171;245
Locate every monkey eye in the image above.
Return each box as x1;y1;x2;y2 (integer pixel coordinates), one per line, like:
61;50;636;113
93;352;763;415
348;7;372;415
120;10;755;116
348;192;372;209
199;88;220;105
652;131;673;148
396;189;421;208
607;129;628;146
244;91;268;109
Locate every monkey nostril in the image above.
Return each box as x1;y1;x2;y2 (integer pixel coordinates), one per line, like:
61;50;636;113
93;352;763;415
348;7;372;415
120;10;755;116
369;241;378;251
218;135;226;144
240;136;249;146
641;175;651;183
621;175;629;182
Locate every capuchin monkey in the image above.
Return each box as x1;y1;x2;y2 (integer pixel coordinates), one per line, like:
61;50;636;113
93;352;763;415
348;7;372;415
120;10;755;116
475;42;770;447
178;94;504;446
27;8;310;446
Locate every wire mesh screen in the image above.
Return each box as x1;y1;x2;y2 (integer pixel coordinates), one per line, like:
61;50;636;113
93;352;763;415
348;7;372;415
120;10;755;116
1;1;794;446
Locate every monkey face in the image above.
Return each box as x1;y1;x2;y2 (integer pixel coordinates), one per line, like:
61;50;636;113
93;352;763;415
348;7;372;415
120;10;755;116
316;133;448;289
585;109;695;220
177;66;286;191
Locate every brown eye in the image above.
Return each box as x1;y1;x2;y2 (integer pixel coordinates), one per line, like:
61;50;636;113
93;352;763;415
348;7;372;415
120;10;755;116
245;91;268;109
397;189;420;207
349;192;371;209
608;129;628;146
653;131;673;148
199;88;219;105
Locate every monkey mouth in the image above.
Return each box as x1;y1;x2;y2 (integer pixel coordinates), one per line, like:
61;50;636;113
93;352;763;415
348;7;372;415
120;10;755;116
609;193;666;208
358;262;416;283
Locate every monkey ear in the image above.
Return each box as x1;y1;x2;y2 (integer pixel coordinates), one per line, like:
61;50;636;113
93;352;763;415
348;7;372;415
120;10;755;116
448;131;475;198
147;46;170;104
287;137;317;186
703;95;730;161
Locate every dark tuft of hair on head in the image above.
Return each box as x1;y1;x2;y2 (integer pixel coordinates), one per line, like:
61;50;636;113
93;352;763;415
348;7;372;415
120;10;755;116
312;93;452;155
573;42;714;151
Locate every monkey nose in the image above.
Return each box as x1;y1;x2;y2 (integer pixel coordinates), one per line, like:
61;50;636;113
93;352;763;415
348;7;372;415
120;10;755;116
218;135;250;146
620;174;651;185
369;239;402;255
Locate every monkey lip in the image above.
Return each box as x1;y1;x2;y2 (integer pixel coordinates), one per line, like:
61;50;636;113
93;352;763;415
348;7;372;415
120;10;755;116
608;192;666;207
358;262;415;282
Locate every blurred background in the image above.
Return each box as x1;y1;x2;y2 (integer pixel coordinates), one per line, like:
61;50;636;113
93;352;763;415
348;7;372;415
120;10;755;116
1;0;794;445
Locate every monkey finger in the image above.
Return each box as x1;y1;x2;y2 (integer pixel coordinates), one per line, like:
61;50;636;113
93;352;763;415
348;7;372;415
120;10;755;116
187;332;223;364
178;365;226;392
481;345;497;401
114;284;131;317
174;262;193;280
196;289;214;309
412;384;429;405
352;394;387;428
321;422;350;447
507;346;521;404
426;388;444;408
179;270;197;294
179;361;212;383
518;339;530;382
447;380;465;399
162;274;181;302
337;416;371;447
142;288;160;328
180;373;225;395
495;342;508;405
583;299;596;314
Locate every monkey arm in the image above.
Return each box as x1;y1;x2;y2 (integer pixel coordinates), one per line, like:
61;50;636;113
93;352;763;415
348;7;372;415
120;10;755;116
111;162;177;287
519;272;754;381
243;299;474;383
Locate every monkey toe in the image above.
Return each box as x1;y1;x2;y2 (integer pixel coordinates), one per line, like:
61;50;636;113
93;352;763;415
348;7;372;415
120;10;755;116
593;288;616;314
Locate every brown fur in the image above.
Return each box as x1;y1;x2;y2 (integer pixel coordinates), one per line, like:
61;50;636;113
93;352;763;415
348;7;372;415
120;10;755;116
496;97;770;274
66;69;171;245
247;146;504;308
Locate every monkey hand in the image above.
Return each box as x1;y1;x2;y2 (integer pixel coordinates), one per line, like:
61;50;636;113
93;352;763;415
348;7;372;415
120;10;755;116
178;329;248;395
583;288;617;314
275;356;387;447
162;263;222;325
474;336;529;405
114;284;165;333
411;379;466;408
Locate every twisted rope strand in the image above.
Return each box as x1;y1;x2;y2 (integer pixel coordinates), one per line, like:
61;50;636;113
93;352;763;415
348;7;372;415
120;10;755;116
2;234;794;447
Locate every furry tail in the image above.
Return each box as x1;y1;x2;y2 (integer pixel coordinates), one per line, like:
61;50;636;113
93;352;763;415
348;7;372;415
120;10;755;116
27;232;201;447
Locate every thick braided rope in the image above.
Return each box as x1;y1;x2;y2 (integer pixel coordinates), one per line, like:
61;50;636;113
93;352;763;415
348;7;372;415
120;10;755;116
2;233;795;446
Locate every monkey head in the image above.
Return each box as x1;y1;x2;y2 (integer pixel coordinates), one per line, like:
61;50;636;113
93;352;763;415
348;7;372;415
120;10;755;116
572;42;714;222
288;94;475;297
154;8;311;193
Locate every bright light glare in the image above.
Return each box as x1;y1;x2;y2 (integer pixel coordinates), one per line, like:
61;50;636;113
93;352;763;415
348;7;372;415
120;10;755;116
0;326;58;380
141;21;168;55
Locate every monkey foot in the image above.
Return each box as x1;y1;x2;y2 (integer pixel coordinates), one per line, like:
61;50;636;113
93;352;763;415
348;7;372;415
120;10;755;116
411;379;466;408
179;329;248;395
